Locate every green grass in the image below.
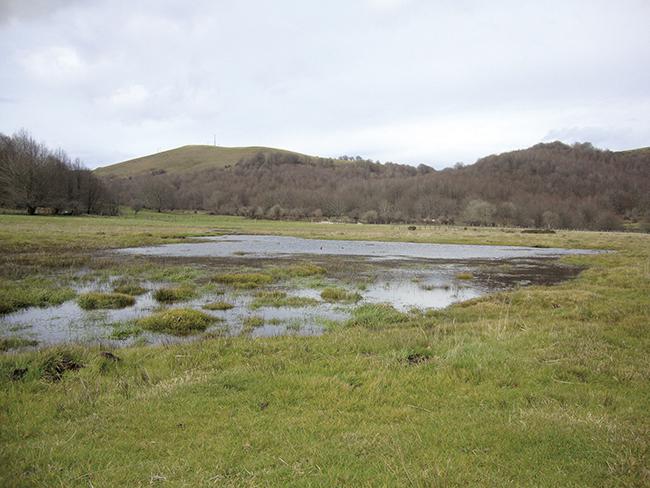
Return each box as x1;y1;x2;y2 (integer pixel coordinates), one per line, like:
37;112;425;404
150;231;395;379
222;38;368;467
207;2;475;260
212;272;274;289
251;290;319;308
112;280;147;296
109;324;143;340
77;292;136;310
242;315;264;333
94;145;313;177
153;286;195;303
456;271;474;280
320;286;362;303
202;301;234;311
0;278;75;314
270;263;327;278
37;348;84;382
0;336;38;351
136;309;216;336
0;212;649;486
347;303;409;328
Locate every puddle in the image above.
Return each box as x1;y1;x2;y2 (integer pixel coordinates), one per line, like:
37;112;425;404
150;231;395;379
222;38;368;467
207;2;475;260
364;281;481;311
0;283;348;348
1;235;598;349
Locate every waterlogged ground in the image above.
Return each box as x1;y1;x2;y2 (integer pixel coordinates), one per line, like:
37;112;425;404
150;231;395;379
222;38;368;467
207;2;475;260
119;234;598;260
1;235;592;349
3;215;647;486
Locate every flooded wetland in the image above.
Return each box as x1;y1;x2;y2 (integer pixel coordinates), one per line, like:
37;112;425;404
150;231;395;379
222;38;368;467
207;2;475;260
1;234;597;350
1;212;647;488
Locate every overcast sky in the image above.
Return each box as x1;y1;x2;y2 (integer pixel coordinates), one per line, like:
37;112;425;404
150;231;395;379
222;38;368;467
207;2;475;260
0;0;649;169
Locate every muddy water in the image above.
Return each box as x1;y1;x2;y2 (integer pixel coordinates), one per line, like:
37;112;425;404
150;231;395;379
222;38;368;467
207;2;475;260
1;235;596;349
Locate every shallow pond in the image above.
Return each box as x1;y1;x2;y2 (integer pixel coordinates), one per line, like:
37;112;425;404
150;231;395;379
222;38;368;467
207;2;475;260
118;234;599;260
1;235;597;349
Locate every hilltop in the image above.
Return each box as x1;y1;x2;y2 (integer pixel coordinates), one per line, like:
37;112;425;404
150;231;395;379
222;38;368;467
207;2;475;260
94;145;314;177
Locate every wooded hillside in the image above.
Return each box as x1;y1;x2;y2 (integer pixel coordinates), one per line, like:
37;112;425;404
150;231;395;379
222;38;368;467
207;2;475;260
105;142;650;230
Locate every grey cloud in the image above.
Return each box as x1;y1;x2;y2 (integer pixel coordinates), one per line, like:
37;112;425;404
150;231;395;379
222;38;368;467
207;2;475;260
0;0;648;168
0;0;81;23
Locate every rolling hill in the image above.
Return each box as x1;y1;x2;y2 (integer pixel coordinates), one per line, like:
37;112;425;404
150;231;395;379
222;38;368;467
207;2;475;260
94;145;313;177
98;141;649;230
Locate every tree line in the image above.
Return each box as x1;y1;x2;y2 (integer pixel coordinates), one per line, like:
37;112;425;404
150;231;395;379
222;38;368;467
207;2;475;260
2;130;648;231
0;131;116;215
107;142;650;231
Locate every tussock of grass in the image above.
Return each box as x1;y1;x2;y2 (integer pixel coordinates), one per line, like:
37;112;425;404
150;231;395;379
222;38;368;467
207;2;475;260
109;324;143;340
271;263;327;278
0;280;75;314
399;346;435;365
136;308;216;335
251;290;319;308
348;303;409;328
0;336;38;351
320;287;362;303
242;316;264;333
38;349;84;382
78;292;135;310
112;280;147;296
202;301;234;311
153;286;195;303
212;272;273;289
456;272;474;280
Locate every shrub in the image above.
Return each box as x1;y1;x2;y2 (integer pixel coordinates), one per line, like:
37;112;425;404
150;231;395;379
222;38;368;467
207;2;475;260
78;292;135;310
136;309;216;335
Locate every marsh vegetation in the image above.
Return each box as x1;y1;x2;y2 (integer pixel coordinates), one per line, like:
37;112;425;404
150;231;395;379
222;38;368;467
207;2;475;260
0;212;648;486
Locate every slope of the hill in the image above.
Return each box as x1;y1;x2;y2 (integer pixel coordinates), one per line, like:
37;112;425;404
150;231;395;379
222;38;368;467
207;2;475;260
102;141;650;230
94;145;312;177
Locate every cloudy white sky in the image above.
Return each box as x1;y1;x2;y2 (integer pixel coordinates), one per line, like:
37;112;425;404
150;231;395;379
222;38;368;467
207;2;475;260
0;0;649;169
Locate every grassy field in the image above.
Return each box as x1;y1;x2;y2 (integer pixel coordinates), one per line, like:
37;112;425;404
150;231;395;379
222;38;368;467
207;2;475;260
0;212;649;486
